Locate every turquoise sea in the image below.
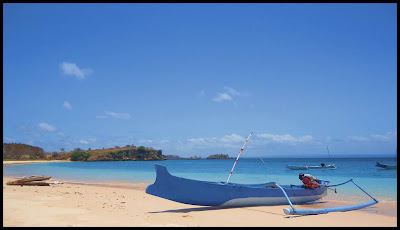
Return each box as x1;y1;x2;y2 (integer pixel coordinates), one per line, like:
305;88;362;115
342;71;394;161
3;158;397;201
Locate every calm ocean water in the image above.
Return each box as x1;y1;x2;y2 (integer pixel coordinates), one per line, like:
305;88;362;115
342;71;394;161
3;158;397;200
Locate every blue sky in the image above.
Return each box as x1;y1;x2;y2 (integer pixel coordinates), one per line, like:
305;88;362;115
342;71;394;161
3;3;397;158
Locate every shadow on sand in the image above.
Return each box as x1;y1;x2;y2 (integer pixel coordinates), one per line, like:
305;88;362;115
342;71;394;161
148;200;329;217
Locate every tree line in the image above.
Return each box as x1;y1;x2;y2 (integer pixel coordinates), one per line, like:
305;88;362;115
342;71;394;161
3;143;165;161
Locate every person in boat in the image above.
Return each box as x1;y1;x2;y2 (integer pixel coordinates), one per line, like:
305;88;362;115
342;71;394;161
321;163;325;167
299;173;320;188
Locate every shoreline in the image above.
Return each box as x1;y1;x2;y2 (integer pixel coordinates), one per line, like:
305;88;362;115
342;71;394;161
3;176;397;227
3;160;70;166
4;160;397;204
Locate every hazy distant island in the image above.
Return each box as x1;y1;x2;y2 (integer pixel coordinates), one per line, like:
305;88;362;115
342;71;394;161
3;143;166;161
165;155;201;160
206;154;232;159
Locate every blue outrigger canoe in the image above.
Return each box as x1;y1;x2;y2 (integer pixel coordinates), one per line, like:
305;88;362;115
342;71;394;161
146;164;378;215
147;132;378;215
146;164;327;206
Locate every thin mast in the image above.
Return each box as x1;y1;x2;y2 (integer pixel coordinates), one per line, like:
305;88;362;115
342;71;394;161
327;145;332;165
226;132;253;184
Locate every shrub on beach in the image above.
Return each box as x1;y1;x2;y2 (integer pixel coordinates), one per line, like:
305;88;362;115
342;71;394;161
70;150;91;161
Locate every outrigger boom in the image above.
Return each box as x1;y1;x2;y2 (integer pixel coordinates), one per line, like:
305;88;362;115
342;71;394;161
279;179;378;215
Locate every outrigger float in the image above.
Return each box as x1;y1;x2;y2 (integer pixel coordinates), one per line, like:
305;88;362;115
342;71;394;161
146;132;378;215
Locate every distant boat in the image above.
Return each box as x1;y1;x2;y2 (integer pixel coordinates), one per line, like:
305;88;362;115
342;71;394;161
376;150;397;169
286;163;337;170
286;146;337;170
375;162;397;169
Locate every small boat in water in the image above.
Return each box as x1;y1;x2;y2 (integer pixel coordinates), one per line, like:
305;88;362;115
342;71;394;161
286;163;337;170
286;146;337;170
375;162;397;169
376;150;397;169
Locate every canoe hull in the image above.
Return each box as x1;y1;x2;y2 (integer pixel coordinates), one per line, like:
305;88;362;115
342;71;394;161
146;164;327;207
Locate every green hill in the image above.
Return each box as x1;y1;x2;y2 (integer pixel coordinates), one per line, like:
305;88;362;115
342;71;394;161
3;143;166;161
3;143;46;160
73;146;165;161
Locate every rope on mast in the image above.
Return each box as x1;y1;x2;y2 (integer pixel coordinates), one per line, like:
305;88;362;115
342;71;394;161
226;132;253;184
327;145;332;165
258;155;279;184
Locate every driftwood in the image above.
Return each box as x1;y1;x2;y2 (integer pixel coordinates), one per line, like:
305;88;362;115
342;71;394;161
6;181;50;186
6;176;52;186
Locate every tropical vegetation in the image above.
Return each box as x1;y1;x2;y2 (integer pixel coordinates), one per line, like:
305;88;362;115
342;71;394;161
3;143;165;161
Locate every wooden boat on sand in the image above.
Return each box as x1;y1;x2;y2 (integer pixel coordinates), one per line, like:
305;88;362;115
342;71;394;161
6;175;52;186
15;176;52;182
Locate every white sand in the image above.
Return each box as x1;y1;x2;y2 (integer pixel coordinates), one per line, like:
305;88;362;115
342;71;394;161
3;176;397;227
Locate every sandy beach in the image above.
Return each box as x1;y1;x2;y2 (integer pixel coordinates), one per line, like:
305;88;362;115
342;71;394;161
3;175;397;227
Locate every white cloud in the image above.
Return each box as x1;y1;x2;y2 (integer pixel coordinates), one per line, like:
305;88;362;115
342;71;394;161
257;133;313;144
213;86;240;103
348;131;397;142
38;122;56;132
213;93;232;102
63;101;72;110
97;111;131;120
348;136;370;142
105;111;131;119
220;134;246;143
60;62;93;80
187;137;209;144
223;86;240;96
185;134;246;149
79;140;89;144
370;133;392;141
79;137;96;145
139;140;154;143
